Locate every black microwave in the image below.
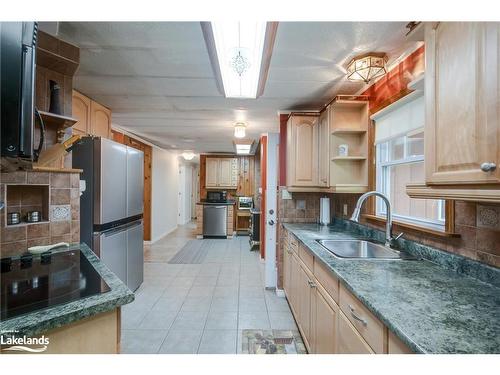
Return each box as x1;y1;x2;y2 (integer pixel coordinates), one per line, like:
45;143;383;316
1;22;43;162
206;191;227;202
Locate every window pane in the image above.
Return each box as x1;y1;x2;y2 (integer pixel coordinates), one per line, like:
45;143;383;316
383;161;444;224
377;142;388;163
389;136;405;161
407;131;424;157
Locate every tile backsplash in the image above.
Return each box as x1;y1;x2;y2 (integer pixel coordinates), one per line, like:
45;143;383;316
1;171;80;258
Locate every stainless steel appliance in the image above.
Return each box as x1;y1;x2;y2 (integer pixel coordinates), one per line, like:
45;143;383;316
237;196;253;210
206;190;227;202
72;137;144;291
1;22;45;162
249;209;261;249
203;205;227;237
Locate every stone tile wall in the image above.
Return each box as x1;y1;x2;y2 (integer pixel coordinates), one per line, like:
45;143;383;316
1;171;80;258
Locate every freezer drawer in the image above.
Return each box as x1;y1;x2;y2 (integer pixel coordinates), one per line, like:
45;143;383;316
126;146;144;218
203;205;227;237
127;220;144;291
94;226;128;285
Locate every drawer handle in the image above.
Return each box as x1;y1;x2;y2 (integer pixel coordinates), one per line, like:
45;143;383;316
308;280;317;288
348;304;367;326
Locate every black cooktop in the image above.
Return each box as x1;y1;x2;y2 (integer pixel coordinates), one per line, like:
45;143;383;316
1;250;110;320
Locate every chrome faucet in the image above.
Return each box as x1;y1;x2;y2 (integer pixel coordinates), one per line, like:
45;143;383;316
350;191;403;247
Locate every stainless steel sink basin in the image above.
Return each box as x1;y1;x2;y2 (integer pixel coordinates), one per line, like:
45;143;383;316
316;239;415;260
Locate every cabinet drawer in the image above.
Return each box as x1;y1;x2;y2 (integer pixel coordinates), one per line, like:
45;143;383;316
288;233;298;253
298;244;314;271
337;311;374;354
339;284;386;353
313;260;339;303
388;331;413;354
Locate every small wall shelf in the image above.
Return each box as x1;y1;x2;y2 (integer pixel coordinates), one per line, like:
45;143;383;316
39;111;78;142
331;129;367;135
331;156;366;161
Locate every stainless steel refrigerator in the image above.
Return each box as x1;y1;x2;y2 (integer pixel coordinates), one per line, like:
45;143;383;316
72;137;144;291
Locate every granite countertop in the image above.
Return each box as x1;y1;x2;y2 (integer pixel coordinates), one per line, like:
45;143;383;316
196;200;236;205
283;223;500;354
0;243;134;338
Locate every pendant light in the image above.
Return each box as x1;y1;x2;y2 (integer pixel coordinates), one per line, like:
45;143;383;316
234;122;246;138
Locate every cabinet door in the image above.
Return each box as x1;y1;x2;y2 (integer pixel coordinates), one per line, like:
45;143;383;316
311;285;338;354
425;22;500;184
205;158;219;187
283;236;292;296
297;262;313;346
289;116;319;186
337;311;374;354
72;90;91;135
218;158;233;187
318;109;330;187
90;100;111;139
288;253;300;315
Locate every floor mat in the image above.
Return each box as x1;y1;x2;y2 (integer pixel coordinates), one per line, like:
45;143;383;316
168;239;208;264
241;330;306;354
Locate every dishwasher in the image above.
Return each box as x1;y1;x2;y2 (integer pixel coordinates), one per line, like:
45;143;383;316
203;205;227;237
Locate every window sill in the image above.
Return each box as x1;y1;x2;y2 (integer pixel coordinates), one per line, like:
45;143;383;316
361;214;461;238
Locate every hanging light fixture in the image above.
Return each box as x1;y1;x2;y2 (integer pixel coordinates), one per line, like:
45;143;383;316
234;122;246;138
181;151;195;161
346;52;388;84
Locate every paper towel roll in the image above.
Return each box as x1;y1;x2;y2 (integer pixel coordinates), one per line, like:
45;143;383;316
320;197;330;225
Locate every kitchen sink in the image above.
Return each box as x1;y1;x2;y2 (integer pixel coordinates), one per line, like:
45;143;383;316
316;239;416;260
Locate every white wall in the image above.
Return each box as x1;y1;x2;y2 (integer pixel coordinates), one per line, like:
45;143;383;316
151;147;179;242
178;164;193;225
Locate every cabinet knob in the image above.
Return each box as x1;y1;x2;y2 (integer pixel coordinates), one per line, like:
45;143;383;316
480;162;497;172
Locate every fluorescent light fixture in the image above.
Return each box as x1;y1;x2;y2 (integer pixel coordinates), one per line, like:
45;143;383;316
236;144;252;155
234;122;246;138
182;151;195;160
211;22;267;98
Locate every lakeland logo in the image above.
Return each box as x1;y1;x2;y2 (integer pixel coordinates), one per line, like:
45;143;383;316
1;332;49;353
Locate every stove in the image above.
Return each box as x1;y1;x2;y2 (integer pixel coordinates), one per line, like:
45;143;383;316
1;249;110;320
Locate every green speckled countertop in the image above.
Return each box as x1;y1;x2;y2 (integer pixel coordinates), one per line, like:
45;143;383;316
0;243;134;338
283;223;500;354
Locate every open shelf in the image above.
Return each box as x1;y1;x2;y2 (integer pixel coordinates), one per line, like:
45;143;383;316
331;128;367;135
6;220;50;228
38;111;78;142
331;156;366;161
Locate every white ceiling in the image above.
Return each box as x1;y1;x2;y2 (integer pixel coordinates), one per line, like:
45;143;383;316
57;22;419;153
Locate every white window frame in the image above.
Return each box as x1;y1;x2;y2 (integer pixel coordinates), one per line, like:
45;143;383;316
376;133;445;230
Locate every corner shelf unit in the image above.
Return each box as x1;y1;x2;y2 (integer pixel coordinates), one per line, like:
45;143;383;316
38;110;78;142
328;97;369;192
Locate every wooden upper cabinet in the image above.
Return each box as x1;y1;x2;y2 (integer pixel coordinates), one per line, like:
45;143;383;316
425;22;500;185
205;157;238;188
318;108;330;187
90;100;111;138
205;158;219;187
218;158;234;187
287;115;319;187
72;90;91;135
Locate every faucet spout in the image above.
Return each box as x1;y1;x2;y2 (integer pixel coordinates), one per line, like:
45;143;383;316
350;191;400;247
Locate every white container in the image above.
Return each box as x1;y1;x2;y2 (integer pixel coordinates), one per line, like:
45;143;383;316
338;144;349;156
319;197;330;225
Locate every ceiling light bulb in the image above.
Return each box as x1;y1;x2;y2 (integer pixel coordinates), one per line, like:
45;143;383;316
234;122;246;138
182;151;195;161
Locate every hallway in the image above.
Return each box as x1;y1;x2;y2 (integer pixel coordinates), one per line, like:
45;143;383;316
120;223;299;354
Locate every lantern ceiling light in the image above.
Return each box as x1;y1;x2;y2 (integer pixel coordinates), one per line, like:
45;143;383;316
346;52;388;84
234;122;246;138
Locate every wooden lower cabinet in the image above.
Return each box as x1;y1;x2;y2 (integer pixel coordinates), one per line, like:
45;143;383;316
338;311;374;354
310;283;338;353
282;228;412;354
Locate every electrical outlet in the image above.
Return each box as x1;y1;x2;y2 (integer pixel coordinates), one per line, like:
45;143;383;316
343;204;348;216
